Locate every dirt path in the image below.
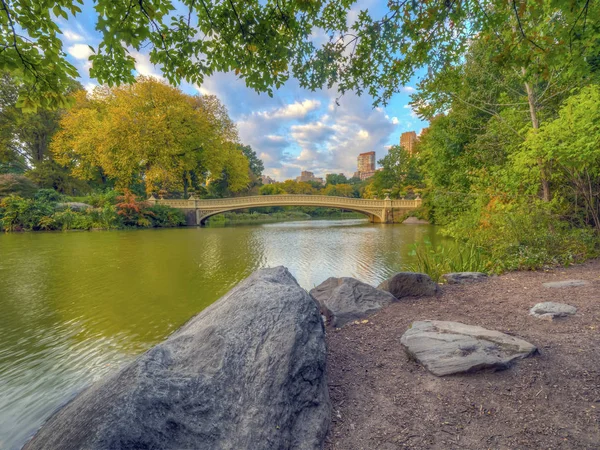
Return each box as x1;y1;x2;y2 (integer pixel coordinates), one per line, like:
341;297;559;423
325;259;600;449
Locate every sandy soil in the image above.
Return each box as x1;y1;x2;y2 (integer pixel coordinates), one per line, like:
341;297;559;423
325;259;600;449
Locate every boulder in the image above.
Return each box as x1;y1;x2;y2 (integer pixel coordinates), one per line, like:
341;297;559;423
24;267;331;450
530;302;577;320
377;272;438;298
310;277;397;327
400;321;538;376
542;280;588;288
442;272;488;284
56;202;93;211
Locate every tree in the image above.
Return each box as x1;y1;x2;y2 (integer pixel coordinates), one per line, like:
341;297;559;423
51;76;249;195
3;1;597;109
239;144;263;178
0;71;82;172
523;85;600;230
325;173;348;185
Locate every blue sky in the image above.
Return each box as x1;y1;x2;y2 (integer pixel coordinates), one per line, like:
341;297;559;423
57;1;427;181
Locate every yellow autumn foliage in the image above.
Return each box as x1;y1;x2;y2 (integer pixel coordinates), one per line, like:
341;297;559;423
51;76;249;194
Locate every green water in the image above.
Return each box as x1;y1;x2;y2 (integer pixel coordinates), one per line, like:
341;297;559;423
0;219;445;449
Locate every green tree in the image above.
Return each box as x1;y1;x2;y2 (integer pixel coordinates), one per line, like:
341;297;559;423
325;173;348;185
523;85;600;230
3;1;597;109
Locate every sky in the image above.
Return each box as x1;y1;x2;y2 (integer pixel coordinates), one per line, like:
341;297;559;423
57;1;428;181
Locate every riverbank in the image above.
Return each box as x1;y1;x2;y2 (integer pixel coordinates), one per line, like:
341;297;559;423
325;258;600;449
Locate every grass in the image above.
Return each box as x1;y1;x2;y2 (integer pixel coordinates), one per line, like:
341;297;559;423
404;242;489;282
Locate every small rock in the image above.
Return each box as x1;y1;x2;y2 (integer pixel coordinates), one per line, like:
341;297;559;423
542;280;588;288
310;277;396;328
530;302;577;319
400;320;538;376
377;272;438;298
442;272;488;284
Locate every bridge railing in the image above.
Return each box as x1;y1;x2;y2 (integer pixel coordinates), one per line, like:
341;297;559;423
149;194;421;209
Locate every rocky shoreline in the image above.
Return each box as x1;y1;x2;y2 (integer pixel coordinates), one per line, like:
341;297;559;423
24;260;600;449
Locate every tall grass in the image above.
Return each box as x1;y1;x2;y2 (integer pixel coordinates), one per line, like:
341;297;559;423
404;242;489;282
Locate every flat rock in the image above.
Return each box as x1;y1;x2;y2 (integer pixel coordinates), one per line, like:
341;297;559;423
442;272;488;284
402;217;430;224
400;320;538;376
543;279;588;288
530;302;577;319
378;272;438;298
24;267;330;450
310;277;397;327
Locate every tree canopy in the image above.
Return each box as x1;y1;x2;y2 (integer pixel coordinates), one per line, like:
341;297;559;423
51;76;249;195
2;1;598;110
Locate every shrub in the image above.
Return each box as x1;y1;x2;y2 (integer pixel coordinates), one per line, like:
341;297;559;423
0;174;38;198
34;189;64;203
115;190;152;227
147;204;186;227
0;195;54;231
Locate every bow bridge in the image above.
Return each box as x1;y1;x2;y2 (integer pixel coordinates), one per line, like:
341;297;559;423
148;194;422;225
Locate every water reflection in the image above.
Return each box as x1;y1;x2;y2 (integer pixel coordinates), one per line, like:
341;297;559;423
0;220;445;449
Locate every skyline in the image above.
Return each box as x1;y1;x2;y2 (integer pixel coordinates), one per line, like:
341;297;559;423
57;0;428;182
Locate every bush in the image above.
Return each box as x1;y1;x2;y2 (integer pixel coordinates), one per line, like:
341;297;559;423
0;174;38;198
34;189;64;203
0;195;54;231
147;204;186;227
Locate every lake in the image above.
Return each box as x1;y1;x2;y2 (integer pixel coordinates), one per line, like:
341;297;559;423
0;219;445;449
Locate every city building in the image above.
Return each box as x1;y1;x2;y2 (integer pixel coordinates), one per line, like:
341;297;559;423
260;175;276;185
400;131;418;155
296;170;324;185
355;151;376;180
357;151;376;173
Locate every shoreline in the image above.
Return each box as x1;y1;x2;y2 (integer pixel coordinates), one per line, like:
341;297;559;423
324;258;600;449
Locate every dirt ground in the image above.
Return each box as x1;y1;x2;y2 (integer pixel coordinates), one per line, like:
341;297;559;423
325;259;600;449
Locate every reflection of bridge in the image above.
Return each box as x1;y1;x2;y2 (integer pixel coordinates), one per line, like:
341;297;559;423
148;194;422;226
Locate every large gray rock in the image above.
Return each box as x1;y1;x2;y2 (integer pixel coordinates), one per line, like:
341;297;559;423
377;272;438;298
543;279;588;288
530;302;577;319
56;202;93;211
310;277;397;327
442;272;488;284
25;267;330;450
400;321;538;376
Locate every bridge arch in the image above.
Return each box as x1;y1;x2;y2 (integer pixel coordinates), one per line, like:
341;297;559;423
195;203;384;225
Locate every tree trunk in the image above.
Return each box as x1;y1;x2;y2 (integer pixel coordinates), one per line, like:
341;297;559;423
523;73;551;202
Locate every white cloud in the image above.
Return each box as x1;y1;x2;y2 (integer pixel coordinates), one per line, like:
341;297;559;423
259;99;321;120
63;30;84;42
131;51;164;80
401;86;416;93
391;117;399;125
67;44;93;60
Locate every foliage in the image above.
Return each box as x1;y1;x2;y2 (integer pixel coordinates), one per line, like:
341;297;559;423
326;173;348;185
0;72;82;168
147;204;186;228
404;242;488;283
51;77;249;195
2;1;598;110
0;174;38;198
0;188;186;232
363;145;424;198
522;85;600;230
